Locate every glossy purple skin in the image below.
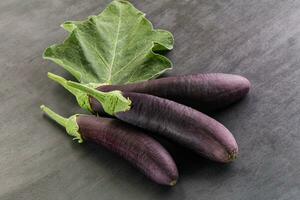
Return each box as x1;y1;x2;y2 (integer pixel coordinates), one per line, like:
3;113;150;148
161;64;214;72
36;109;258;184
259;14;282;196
99;73;251;112
90;92;238;163
77;116;178;186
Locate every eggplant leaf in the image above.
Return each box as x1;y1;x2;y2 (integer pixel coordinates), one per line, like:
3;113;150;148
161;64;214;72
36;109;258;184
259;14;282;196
43;0;174;85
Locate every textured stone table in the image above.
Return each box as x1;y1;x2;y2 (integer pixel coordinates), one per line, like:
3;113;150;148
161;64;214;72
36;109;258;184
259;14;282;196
1;0;299;199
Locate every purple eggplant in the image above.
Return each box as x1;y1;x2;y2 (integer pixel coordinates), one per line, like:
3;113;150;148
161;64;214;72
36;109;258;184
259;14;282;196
40;105;178;186
68;82;239;163
97;73;251;112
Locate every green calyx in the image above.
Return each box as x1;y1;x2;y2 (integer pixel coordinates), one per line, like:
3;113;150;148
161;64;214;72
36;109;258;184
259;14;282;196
66;81;131;116
40;105;83;143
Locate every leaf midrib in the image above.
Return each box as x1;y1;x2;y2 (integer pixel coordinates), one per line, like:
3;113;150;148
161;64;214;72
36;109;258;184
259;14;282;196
107;8;122;84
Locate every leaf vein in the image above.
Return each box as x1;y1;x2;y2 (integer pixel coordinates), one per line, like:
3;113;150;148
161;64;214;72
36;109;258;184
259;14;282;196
107;8;122;83
111;47;150;79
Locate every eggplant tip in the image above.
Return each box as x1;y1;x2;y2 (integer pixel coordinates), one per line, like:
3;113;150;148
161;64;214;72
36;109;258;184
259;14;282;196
169;179;177;186
240;76;251;93
227;149;238;162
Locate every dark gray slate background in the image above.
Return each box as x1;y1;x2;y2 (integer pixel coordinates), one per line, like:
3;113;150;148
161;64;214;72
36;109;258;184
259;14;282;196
1;0;299;199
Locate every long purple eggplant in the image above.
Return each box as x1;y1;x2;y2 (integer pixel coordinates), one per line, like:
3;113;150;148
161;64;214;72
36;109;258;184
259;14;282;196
40;105;178;186
68;82;239;163
97;73;251;112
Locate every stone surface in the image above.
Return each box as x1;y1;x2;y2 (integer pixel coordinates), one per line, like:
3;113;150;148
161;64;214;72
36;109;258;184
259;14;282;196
0;0;299;199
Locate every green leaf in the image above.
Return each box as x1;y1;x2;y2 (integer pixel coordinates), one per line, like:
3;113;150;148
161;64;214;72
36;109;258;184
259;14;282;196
43;0;173;85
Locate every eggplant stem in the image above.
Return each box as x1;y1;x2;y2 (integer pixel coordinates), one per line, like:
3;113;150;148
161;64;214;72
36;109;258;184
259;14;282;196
48;72;69;90
40;105;67;128
67;81;106;102
47;73;92;112
40;105;83;143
